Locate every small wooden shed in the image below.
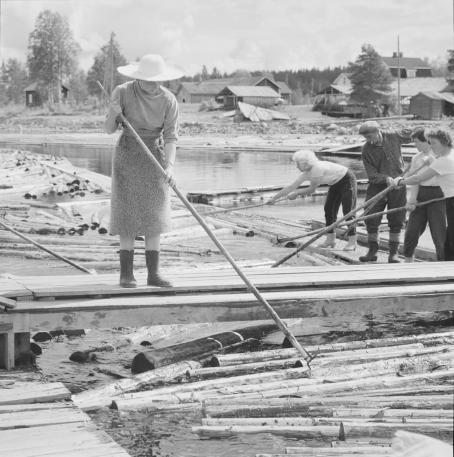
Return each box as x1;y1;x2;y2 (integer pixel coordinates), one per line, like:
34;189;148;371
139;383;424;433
24;82;42;107
216;86;280;109
409;91;454;120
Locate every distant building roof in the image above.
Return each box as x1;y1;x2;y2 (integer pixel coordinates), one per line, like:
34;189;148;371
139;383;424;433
178;75;281;96
414;91;454;104
179;81;227;95
382;56;432;70
316;84;352;95
275;81;291;94
218;86;280;97
390;77;447;97
24;82;39;92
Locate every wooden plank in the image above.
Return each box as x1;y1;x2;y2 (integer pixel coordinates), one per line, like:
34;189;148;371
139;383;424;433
0;405;87;430
0;276;32;299
0;296;16;309
7;282;454;332
0;421;130;456
6;262;454;299
0;382;70;405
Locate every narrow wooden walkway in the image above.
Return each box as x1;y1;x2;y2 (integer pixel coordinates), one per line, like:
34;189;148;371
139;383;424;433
0;371;130;456
1;262;453;367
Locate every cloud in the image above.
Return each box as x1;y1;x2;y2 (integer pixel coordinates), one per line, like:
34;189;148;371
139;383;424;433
0;0;450;75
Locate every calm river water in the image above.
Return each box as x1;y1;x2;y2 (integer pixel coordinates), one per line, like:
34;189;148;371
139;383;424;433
48;143;367;193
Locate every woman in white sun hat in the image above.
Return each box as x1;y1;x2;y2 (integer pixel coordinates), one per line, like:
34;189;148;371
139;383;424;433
105;54;184;288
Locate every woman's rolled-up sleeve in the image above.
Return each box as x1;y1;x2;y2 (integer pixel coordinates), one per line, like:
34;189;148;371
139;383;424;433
105;87;122;134
162;96;179;144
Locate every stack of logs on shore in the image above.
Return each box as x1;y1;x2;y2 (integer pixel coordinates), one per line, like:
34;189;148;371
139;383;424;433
72;330;453;453
0;149;108;201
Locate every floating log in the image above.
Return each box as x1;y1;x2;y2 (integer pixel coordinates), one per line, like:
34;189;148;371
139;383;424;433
203;395;453;418
72;360;201;411
192;424;341;440
192;420;452;440
257;454;390;457
131;323;278;374
284;447;391;455
339;421;453;440
210;332;454;366
186;358;305;380
69;342;122;363
201;417;453;427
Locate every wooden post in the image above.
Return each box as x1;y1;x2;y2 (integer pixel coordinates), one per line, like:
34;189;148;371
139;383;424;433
0;322;14;369
14;332;32;367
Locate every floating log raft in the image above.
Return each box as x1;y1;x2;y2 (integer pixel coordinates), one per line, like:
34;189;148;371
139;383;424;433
187;179;368;205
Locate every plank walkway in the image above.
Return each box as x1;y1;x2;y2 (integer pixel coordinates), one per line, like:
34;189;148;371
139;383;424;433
1;262;453;344
0;371;131;456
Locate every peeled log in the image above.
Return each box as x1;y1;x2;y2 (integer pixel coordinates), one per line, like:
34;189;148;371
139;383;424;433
131;323;277;374
72;360;201;411
339;421;453;440
211;331;454;366
187;358;305;380
192;424;340;440
284;446;392;455
203;395;453;418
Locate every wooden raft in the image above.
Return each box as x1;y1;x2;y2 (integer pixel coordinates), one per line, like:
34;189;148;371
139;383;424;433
0;371;131;456
1;262;454;369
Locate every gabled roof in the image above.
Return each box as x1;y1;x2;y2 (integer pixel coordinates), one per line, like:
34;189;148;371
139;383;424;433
317;84;352;95
414;91;454;104
218;85;280;97
382;56;431;70
178;75;279;96
390;77;446;97
275;81;291;94
24;82;39;92
179;81;227;95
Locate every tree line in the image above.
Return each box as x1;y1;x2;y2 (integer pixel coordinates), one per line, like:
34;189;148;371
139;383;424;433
0;9;449;107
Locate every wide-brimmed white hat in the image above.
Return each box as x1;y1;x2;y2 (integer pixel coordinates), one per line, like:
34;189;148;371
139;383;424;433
117;54;184;81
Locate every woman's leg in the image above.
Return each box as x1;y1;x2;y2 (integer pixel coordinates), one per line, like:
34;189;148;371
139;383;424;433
145;234;172;287
403;206;427;261
340;172;357;250
444;198;454;261
119;235;137;288
320;186;341;247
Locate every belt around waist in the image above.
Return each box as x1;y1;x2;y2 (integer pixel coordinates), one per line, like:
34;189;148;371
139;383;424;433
419;186;440;189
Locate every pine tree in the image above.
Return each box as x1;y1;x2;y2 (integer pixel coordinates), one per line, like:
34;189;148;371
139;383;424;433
201;65;209;81
86;32;128;97
348;43;392;103
27;10;80;103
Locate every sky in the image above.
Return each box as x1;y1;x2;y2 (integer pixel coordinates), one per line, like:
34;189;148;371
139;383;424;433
0;0;452;76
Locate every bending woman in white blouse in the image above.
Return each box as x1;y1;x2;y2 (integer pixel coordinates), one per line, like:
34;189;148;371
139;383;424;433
392;129;454;260
268;149;357;251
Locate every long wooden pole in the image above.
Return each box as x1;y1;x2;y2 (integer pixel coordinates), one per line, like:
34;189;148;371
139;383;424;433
204;199;286;216
0;219;93;274
98;81;313;365
272;185;394;267
281;196;446;245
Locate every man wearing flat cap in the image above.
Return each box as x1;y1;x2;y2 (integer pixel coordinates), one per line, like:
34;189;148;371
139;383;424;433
359;121;412;263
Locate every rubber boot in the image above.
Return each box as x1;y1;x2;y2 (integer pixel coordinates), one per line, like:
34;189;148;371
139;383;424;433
388;241;401;263
343;234;357;251
119;250;137;288
319;232;336;248
145;250;172;287
359;241;379;262
404;256;414;263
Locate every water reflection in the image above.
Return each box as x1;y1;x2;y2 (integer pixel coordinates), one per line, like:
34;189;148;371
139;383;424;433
0;141;367;194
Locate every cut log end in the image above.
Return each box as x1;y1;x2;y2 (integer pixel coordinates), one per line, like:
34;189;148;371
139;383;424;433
131;352;156;374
